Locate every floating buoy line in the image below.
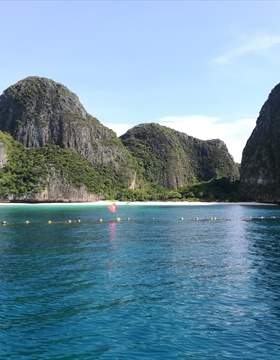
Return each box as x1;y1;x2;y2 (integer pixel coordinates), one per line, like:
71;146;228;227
0;216;280;228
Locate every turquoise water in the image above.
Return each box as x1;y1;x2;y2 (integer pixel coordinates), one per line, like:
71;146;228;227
0;204;280;359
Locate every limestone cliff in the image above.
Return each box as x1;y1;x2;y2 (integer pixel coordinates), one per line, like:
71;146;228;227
240;83;280;202
0;131;110;202
0;76;241;201
0;141;7;168
16;170;101;203
0;76;138;189
121;123;239;189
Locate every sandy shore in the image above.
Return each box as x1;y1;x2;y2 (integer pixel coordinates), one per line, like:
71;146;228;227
0;201;275;206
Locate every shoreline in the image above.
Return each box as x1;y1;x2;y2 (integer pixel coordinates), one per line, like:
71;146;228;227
0;201;276;207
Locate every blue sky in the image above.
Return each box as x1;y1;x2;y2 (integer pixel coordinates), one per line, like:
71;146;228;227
1;0;280;161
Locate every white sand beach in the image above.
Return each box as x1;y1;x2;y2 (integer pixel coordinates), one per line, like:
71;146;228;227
0;201;275;207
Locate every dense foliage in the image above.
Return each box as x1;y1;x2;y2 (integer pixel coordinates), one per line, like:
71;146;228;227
0;132;131;199
115;178;240;202
0;76;141;193
179;178;241;202
121;123;239;189
0;131;241;201
0;132;47;198
0;77;243;202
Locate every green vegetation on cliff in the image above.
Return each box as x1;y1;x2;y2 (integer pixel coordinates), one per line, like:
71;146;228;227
121;123;239;189
0;76;140;191
115;178;240;202
0;131;241;202
179;178;240;202
0;76;243;202
0;132;47;198
0;132;135;200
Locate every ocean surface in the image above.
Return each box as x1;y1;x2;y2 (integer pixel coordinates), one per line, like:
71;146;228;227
0;204;280;359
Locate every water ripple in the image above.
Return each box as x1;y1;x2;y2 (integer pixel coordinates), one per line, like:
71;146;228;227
0;204;280;359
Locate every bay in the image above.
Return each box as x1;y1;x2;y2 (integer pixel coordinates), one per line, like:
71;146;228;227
0;204;280;359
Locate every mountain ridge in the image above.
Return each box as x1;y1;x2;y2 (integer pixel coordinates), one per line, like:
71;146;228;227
0;76;142;192
0;76;240;201
121;123;239;189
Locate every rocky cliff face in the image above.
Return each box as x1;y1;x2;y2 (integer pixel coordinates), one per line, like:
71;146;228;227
0;76;240;201
0;76;138;189
17;169;102;203
121;123;239;189
0;141;7;168
0;131;110;202
240;83;280;202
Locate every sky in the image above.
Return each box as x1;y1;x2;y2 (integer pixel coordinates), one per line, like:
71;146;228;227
1;0;280;162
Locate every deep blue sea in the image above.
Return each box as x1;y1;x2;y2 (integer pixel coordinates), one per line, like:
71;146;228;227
0;204;280;359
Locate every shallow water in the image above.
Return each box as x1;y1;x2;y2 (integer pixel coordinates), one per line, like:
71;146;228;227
0;204;280;359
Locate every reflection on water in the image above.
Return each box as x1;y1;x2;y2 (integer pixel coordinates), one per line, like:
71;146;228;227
0;204;280;359
109;221;117;242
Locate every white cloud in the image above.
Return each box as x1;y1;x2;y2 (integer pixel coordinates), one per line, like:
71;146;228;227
105;122;131;137
105;122;130;137
214;34;280;64
158;115;255;163
105;115;256;163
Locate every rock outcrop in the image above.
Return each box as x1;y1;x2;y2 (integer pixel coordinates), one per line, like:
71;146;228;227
0;76;138;189
240;83;280;202
0;131;114;202
121;123;239;189
0;141;7;168
0;76;241;201
16;170;102;203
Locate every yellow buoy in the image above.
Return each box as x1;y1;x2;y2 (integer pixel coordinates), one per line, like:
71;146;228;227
116;217;121;222
48;220;52;224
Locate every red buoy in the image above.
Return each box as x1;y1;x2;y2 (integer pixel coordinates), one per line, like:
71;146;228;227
108;203;117;213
